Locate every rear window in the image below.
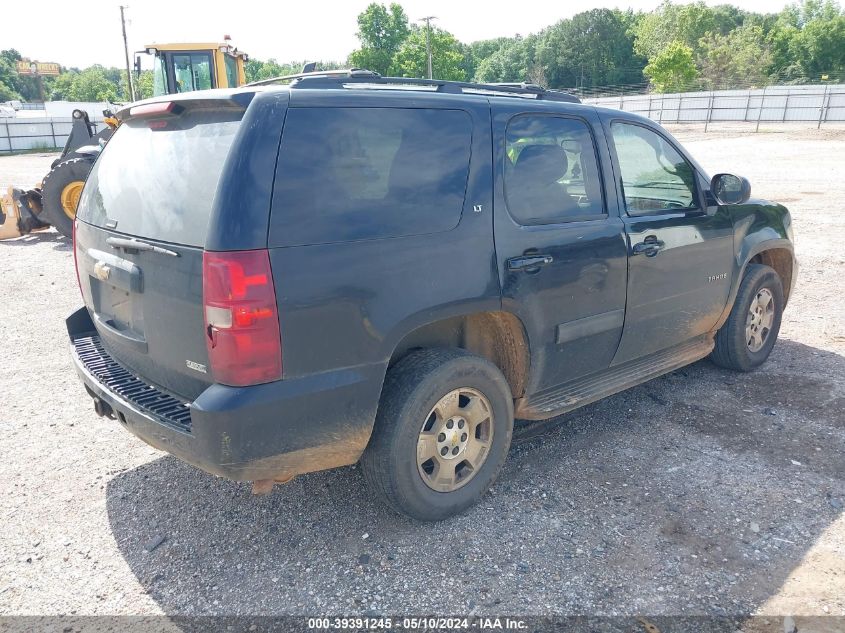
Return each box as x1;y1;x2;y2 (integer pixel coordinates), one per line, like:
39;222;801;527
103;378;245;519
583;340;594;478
77;108;242;247
269;107;473;246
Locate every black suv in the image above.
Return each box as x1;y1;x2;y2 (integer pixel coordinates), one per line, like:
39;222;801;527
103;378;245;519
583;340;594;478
68;71;797;520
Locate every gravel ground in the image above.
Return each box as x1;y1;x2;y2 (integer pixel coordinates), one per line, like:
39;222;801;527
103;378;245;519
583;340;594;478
0;126;843;619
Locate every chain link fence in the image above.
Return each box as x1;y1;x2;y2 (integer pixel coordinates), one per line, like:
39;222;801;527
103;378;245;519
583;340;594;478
582;83;844;131
0;117;111;154
2;83;843;153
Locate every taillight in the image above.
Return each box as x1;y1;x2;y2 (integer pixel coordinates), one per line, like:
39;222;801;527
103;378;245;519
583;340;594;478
72;217;82;296
202;250;282;387
129;102;177;117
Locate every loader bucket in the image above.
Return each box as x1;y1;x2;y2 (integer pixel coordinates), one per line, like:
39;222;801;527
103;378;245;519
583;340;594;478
0;186;48;240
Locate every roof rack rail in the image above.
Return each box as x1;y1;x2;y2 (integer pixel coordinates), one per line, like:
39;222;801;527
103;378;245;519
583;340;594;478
246;68;381;87
247;69;580;103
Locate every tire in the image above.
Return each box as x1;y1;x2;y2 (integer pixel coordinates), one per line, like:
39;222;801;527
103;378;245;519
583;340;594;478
40;157;94;238
711;263;784;372
361;348;514;521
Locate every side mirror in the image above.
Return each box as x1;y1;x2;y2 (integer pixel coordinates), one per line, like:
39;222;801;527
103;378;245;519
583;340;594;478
711;173;751;205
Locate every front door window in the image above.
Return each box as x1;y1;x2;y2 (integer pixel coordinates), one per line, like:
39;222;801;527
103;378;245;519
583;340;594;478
611;122;697;215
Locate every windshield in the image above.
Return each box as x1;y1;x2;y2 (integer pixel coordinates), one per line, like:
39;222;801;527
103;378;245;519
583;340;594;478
77;108;243;247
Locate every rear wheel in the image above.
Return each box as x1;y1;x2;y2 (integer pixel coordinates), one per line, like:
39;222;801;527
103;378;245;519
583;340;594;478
41;157;93;238
361;349;514;521
711;263;784;372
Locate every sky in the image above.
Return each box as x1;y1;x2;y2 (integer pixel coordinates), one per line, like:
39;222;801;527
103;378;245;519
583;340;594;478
6;0;795;70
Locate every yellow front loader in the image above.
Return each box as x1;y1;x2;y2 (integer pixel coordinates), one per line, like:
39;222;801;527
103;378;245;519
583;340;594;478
0;41;248;240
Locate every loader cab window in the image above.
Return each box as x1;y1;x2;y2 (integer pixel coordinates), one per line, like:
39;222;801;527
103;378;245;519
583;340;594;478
152;55;168;97
173;53;213;93
224;54;238;88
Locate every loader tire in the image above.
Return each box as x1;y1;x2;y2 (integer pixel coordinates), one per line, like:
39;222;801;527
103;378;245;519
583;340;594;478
41;157;93;238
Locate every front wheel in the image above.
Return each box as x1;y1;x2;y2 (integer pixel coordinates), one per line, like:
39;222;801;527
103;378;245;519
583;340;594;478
361;349;514;521
711;263;784;372
40;157;94;238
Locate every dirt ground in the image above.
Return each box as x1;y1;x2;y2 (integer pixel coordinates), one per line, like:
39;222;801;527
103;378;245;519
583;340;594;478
0;125;843;624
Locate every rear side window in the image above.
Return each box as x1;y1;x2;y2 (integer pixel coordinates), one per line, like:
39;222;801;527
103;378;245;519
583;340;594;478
504;114;605;225
78;109;242;247
270;107;473;246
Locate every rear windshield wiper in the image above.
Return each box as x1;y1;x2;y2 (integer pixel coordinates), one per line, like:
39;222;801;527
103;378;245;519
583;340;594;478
106;236;179;257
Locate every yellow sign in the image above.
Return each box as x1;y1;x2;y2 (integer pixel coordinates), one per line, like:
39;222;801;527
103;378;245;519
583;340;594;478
15;61;60;76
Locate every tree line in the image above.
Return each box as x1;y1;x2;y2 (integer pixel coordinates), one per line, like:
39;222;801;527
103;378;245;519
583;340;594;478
345;0;845;92
2;0;843;103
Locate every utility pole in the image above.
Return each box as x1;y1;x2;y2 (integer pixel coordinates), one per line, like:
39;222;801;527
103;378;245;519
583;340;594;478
120;6;135;101
419;16;437;79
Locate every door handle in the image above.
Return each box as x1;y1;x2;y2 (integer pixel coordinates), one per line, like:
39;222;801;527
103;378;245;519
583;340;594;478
507;254;554;271
632;236;665;257
92;312;148;353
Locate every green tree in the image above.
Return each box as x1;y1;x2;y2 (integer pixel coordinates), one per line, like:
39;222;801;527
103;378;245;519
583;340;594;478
0;63;21;101
244;59;342;83
644;41;698;92
768;0;845;79
49;71;77;100
710;4;751;36
697;25;773;87
0;50;23;101
537;9;646;89
0;49;44;101
473;36;538;84
121;70;154;100
245;59;296;82
0;79;19;101
463;37;515;80
796;14;845;74
349;3;410;75
390;26;467;80
633;1;729;60
467;37;514;68
72;67;119;101
136;70;154;99
49;66;120;102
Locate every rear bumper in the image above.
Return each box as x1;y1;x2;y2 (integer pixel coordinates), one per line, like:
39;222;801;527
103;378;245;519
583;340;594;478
67;307;384;482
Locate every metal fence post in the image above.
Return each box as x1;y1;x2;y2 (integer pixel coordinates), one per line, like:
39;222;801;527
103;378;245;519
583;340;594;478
743;89;751;121
781;88;790;122
704;91;714;133
647;94;653;120
824;90;835;124
50;120;57;150
3;119;10;154
755;86;767;133
677;95;683;123
658;94;664;123
817;85;829;129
